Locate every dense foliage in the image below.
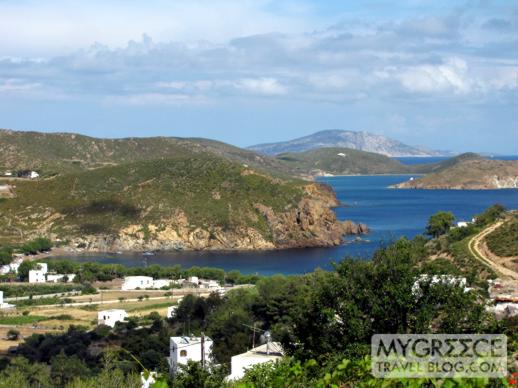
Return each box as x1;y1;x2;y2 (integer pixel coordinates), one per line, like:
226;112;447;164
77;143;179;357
41;260;261;285
426;211;455;238
486;213;518;257
0;206;515;387
0;246;13;265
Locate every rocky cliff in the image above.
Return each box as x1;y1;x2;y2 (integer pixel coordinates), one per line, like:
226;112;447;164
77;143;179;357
0;158;367;251
68;183;367;252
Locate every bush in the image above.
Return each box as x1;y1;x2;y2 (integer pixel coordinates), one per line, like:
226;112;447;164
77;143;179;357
6;329;20;341
19;237;52;255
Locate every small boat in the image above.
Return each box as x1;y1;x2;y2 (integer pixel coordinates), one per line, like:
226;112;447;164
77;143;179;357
142;251;155;256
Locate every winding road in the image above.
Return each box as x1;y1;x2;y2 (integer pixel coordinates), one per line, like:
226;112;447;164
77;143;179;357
468;221;518;281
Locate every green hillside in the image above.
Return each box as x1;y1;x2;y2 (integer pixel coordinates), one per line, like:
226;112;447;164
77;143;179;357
276;147;413;175
486;213;518;257
0;129;295;178
0;156;304;245
275;148;480;176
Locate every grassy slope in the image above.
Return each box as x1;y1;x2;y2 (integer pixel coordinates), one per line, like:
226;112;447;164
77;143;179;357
486;214;518;257
275;148;481;176
0;157;304;244
276;147;413;175
0;129;295;178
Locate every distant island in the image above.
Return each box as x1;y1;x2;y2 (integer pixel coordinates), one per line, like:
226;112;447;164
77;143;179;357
275;147;458;176
393;153;518;189
249;129;452;157
0;129;367;251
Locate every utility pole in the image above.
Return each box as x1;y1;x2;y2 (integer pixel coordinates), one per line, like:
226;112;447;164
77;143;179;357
201;332;205;369
252;322;256;349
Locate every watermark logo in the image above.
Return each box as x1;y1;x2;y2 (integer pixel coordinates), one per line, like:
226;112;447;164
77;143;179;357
371;334;507;378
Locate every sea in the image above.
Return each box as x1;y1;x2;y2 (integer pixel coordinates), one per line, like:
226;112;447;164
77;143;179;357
57;156;518;275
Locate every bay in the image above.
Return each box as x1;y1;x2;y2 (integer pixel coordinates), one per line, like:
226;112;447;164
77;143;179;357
57;169;518;275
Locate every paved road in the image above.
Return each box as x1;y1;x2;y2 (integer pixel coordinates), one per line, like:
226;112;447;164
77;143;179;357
468;221;518;281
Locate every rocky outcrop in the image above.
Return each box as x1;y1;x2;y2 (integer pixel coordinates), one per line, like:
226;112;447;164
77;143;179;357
393;159;518;190
69;183;367;252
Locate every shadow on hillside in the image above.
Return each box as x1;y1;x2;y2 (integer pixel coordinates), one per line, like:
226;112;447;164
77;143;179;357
79;223;114;235
63;199;141;218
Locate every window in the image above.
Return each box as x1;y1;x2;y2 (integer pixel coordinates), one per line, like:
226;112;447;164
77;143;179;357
180;350;187;357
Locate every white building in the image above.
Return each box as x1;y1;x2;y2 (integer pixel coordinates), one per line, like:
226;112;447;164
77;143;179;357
493;303;518;320
4;171;12;177
199;280;220;289
29;262;48;283
152;279;172;289
0;257;22;275
46;273;76;283
121;276;172;290
228;342;284;380
29;171;39;179
97;309;129;327
167;336;213;374
0;291;15;309
167;306;178;319
456;221;469;228
121;276;154;290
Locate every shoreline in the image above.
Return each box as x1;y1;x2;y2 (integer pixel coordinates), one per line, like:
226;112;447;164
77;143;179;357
22;235;373;263
316;173;422;178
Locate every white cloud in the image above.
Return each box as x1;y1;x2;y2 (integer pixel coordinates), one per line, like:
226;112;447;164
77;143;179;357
395;58;472;94
0;78;41;93
233;77;287;95
0;0;315;57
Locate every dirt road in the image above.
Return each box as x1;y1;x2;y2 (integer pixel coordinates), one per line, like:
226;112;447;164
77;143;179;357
468;221;518;281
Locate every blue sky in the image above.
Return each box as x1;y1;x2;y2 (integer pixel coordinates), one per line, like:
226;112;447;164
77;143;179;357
0;0;517;153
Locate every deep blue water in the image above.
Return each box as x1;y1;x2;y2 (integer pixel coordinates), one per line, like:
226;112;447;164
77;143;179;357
395;155;518;165
58;172;518;275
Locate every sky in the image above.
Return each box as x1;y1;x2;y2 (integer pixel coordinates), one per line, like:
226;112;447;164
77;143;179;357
0;0;517;153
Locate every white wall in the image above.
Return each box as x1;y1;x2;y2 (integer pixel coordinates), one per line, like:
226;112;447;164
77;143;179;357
97;310;128;327
29;270;46;283
169;337;213;373
121;276;153;290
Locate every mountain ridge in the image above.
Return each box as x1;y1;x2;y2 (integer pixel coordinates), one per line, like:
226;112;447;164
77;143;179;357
248;129;452;157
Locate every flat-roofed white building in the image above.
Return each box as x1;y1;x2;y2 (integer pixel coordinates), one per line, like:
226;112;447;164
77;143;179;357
228;342;283;380
167;336;213;374
199;280;219;289
121;276;154;290
152;279;172;289
46;273;76;283
28;263;48;283
29;269;47;283
97;309;128;327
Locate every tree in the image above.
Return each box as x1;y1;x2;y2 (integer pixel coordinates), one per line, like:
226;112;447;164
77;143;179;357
0;247;13;266
50;350;90;386
17;261;37;281
6;329;20;341
426;211;455;238
0;357;51;388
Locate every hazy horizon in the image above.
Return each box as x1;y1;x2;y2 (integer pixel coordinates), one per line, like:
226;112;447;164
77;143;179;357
1;1;517;153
